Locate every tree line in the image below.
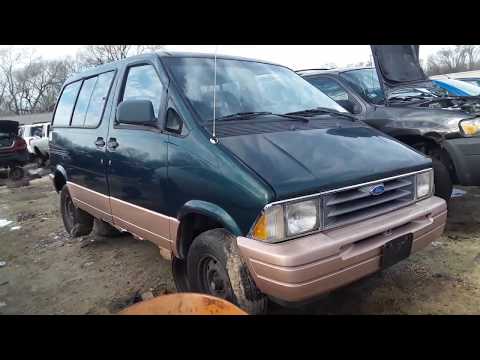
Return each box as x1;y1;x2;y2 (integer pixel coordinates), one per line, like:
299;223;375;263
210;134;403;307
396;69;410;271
423;45;480;76
0;45;163;116
1;45;479;116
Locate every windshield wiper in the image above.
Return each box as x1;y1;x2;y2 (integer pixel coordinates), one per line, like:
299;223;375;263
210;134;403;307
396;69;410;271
212;111;309;122
286;107;357;121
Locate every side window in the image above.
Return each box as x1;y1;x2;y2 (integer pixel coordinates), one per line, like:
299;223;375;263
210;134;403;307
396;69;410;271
310;77;349;101
31;125;43;138
165;108;184;134
84;72;115;128
71;77;97;127
122;64;163;118
70;71;115;128
53;81;82;127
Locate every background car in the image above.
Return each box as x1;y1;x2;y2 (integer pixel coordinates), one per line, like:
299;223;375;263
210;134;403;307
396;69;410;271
432;78;480;96
19;122;50;159
456;77;480;87
0;120;29;180
298;45;480;201
29;124;51;166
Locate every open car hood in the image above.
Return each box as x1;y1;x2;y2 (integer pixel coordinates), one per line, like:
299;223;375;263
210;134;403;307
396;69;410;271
370;45;435;96
0;120;19;134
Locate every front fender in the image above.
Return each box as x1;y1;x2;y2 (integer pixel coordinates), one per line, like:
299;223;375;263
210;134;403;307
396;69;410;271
178;200;242;236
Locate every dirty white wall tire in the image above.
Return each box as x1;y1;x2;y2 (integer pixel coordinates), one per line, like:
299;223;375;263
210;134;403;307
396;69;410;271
60;186;93;237
186;228;268;314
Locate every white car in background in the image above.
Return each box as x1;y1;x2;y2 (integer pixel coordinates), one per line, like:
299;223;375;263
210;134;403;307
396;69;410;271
19;122;51;164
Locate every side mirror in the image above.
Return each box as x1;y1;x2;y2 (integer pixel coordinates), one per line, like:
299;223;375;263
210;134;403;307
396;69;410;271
117;99;157;126
336;99;361;114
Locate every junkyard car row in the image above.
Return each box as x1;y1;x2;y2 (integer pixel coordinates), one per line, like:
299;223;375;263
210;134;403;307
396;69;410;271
3;45;480;314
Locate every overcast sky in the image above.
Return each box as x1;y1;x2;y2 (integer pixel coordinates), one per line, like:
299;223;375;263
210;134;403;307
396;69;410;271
0;45;454;70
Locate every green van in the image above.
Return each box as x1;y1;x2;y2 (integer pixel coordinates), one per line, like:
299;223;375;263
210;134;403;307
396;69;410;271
50;52;447;314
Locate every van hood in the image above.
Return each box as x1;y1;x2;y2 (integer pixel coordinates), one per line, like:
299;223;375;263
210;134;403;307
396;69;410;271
370;45;434;95
220;123;431;200
0;120;19;134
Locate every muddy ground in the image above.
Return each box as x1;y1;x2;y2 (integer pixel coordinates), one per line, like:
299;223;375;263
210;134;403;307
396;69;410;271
0;169;479;314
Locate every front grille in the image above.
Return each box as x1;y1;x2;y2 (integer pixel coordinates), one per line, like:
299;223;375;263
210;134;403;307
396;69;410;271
322;175;416;230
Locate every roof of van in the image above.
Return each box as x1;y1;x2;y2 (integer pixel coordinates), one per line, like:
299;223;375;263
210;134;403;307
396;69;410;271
66;51;285;83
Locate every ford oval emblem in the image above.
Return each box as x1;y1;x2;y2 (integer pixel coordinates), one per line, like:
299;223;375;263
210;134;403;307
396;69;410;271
370;184;385;196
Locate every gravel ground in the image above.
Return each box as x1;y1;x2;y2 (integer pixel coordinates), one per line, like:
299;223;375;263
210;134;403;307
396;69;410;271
0;170;479;314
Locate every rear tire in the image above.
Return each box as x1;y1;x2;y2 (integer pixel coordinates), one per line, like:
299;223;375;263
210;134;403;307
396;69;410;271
432;157;452;203
60;185;93;237
186;228;268;314
8;166;24;181
93;218;122;237
36;156;45;168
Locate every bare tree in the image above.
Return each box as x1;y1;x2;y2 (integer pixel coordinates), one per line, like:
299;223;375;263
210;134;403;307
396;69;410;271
76;45;164;69
424;45;480;75
0;48;76;115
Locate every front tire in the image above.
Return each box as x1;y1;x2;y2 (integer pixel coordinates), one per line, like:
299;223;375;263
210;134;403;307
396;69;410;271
432;157;452;202
186;228;268;314
60;186;93;237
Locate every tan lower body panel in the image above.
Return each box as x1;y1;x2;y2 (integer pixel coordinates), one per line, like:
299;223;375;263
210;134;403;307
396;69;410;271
109;197;174;251
67;181;179;253
67;182;112;223
237;196;447;302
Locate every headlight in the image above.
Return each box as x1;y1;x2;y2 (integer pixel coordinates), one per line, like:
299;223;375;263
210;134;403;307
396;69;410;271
285;199;319;236
416;169;433;199
251;198;320;243
459;118;480;136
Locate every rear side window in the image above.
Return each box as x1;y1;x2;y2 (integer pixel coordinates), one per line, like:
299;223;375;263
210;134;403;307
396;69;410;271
122;64;163;118
84;72;115;127
53;81;82;127
71;77;97;127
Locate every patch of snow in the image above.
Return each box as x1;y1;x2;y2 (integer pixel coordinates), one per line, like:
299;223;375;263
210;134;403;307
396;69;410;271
10;226;21;231
0;219;12;228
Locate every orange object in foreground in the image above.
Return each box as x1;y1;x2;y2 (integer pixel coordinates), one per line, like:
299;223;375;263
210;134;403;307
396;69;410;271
118;293;248;315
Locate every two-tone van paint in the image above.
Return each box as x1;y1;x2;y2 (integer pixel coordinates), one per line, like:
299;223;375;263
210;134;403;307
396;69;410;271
50;51;447;314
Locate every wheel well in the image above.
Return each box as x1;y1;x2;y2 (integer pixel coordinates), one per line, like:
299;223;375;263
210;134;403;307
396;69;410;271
395;134;458;183
176;213;223;259
53;171;66;193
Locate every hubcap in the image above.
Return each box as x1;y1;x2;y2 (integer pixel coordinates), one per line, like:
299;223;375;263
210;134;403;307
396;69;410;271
199;256;232;299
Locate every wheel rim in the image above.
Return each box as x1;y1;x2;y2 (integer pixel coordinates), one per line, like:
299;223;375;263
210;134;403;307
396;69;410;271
199;255;232;300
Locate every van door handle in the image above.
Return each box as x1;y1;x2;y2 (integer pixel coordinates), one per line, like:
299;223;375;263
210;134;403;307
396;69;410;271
107;138;119;150
95;137;106;147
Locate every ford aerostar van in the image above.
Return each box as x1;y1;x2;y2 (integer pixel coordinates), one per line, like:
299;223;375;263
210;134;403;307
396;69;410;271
50;52;447;314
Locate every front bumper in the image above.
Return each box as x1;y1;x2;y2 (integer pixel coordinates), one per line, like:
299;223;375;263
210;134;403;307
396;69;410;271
237;196;447;303
444;137;480;186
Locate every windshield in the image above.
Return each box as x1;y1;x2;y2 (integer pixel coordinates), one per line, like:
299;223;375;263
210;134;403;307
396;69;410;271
437;78;480;96
164;57;346;122
340;68;386;104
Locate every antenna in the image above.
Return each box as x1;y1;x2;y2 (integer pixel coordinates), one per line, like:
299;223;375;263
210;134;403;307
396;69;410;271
210;45;219;145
